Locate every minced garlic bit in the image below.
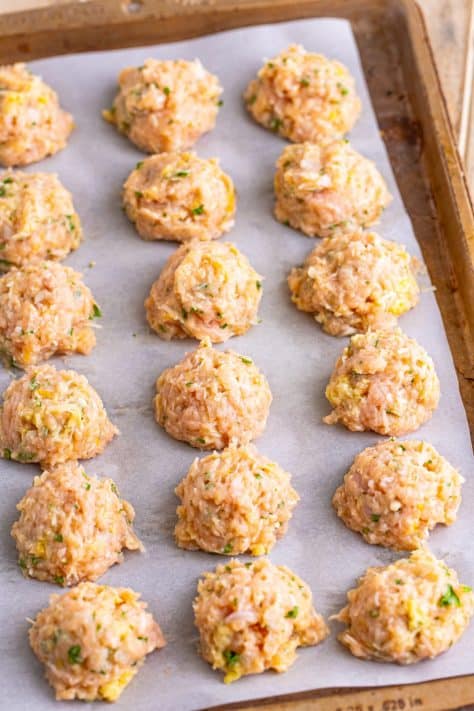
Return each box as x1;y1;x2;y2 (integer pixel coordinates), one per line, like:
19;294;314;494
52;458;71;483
334;549;474;663
29;582;165;701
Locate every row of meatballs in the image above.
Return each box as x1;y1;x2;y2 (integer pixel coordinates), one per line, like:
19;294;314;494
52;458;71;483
0;44;470;702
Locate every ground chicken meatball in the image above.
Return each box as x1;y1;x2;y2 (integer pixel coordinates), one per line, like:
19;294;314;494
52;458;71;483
0;262;99;368
175;445;299;555
0;170;82;269
274;141;391;238
334;549;474;664
123;152;235;242
145;241;262;342
11;461;142;586
244;45;361;143
0;365;118;466
332;440;463;550
29;582;166;701
194;558;328;683
104;58;221;153
154;339;272;450
288;231;420;336
324;329;440;436
0;63;73;166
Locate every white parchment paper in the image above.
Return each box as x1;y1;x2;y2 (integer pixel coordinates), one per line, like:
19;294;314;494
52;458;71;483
1;18;473;711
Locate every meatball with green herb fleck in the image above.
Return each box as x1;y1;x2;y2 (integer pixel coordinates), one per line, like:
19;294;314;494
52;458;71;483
324;329;440;436
175;444;299;555
0;170;81;269
194;558;328;683
0;63;73;167
154;338;272;450
29;582;166;701
0;365;118;466
275;141;391;238
103;57;221;153
244;45;361;143
333;440;463;550
0;262;99;368
12;461;142;586
145;240;262;341
334;549;474;664
123;152;235;242
288;230;419;336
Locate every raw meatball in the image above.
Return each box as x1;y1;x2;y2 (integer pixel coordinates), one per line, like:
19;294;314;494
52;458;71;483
104;58;222;153
145;240;262;342
123;152;235;242
324;329;440;436
29;582;166;701
0;365;118;466
244;45;361;143
274;141;391;238
154;338;272;450
334;549;474;664
0;63;73;166
175;445;299;555
288;231;420;336
11;461;142;586
0;170;81;269
0;262;99;368
194;558;328;682
332;440;463;550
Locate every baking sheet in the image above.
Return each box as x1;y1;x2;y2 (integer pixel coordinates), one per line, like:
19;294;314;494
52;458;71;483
0;17;473;711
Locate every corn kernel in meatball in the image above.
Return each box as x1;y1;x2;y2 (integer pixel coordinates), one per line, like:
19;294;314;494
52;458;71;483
288;231;419;336
0;365;118;466
104;58;221;153
175;445;299;555
0;170;81;269
244;45;361;143
194;558;328;683
334;549;474;664
333;440;463;550
145;240;262;342
324;329;440;436
12;461;142;586
0;262;99;368
123;152;235;242
274;141;391;238
154;339;272;450
29;582;166;701
0;63;73;167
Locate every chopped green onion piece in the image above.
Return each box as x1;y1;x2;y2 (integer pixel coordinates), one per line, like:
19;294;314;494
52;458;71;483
439;585;461;607
67;645;82;664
